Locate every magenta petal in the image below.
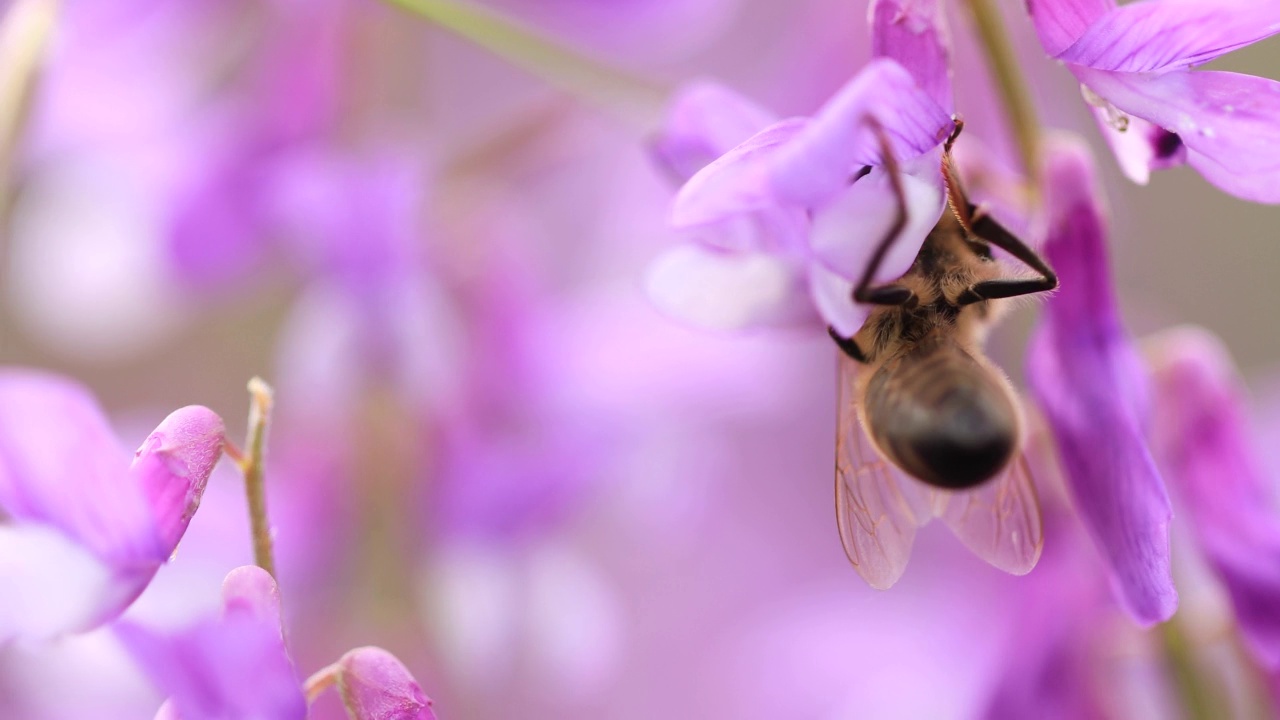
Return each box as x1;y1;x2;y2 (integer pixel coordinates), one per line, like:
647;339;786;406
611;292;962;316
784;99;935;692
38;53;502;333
221;565;284;634
1075;68;1280;203
670;118;808;229
767;58;952;208
1148;327;1280;669
336;646;435;720
1025;137;1176;625
1058;0;1280;72
1025;0;1115;56
0;371;154;561
130;406;225;556
871;0;953;111
651;80;778;182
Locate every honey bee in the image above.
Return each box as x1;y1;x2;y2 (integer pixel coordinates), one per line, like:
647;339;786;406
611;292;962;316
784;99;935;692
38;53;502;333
829;122;1056;589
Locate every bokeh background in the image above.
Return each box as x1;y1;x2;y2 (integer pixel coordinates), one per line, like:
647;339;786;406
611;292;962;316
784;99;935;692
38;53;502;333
1;0;1278;717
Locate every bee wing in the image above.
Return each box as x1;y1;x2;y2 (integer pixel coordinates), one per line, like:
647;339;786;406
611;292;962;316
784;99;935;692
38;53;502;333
934;453;1044;575
835;353;931;589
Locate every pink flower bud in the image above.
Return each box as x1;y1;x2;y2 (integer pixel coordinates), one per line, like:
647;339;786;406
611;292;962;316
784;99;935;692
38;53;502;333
336;647;435;720
131;405;226;555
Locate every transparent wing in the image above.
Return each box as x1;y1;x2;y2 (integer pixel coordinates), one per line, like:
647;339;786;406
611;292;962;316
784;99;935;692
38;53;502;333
935;453;1044;575
835;353;930;590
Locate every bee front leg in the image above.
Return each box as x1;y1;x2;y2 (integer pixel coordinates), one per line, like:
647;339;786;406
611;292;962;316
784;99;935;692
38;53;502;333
828;327;869;363
851;119;919;309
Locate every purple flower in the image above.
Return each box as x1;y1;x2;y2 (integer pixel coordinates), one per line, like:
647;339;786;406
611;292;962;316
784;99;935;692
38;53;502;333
649;1;955;335
1025;136;1176;625
1147;327;1280;671
333;646;436;720
1026;0;1280;202
0;371;225;642
117;566;306;720
120;566;435;720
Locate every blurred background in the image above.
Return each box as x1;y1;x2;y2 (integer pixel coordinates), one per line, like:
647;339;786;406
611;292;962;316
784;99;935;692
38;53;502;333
0;0;1278;717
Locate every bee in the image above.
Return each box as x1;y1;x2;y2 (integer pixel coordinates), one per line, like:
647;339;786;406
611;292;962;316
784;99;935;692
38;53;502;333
829;122;1056;589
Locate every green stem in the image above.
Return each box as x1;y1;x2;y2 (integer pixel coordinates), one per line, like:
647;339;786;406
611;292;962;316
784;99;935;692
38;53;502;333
964;0;1042;191
1160;619;1219;720
240;377;277;578
383;0;669;128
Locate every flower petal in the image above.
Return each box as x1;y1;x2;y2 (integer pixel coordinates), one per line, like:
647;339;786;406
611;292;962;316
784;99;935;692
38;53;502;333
1146;327;1280;669
651;80;778;182
336;647;436;720
1025;0;1115;56
116;613;305;720
1025;136;1176;625
644;245;817;331
870;0;953;111
809;149;945;284
767;58;952;208
221;565;284;635
1057;0;1280;73
0;524;139;643
808;263;867;338
1075;68;1280;203
130;406;225;557
1085;100;1185;185
670;118;808;230
0;371;155;561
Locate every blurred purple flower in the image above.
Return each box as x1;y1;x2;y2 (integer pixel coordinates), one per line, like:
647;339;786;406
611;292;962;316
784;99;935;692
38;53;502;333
648;0;954;335
1148;327;1280;671
333;646;436;720
1026;0;1280;202
0;371;224;642
1025;136;1176;625
117;566;306;720
120;566;434;720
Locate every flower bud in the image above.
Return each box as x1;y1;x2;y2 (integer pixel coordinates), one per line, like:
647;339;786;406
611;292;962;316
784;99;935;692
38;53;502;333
131;405;225;556
336;646;435;720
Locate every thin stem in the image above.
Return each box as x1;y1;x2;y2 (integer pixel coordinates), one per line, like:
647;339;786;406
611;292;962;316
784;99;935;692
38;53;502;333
382;0;669;129
303;663;341;704
964;0;1042;192
1160;619;1219;720
240;377;277;578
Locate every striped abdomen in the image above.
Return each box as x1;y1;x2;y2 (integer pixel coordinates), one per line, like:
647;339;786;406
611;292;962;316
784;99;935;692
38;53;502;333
863;335;1019;489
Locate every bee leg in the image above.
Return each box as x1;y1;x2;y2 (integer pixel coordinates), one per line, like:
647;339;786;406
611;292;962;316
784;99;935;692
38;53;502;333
827;327;868;362
851;119;919;307
956;212;1059;304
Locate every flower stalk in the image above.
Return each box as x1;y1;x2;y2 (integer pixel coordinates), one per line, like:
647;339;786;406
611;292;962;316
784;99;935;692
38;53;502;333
236;377;277;578
382;0;668;129
303;663;340;704
964;0;1042;192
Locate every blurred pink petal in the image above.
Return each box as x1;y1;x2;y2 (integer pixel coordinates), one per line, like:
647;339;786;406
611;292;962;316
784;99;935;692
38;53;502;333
1025;0;1114;56
650;80;777;182
645;245;817;331
1025;137;1176;625
117;566;306;720
1148;327;1280;670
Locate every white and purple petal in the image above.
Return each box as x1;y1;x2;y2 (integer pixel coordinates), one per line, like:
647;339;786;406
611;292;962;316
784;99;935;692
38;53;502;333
1025;137;1176;625
767;58;952;209
645;245;817;331
1057;0;1280;73
1074;68;1280;203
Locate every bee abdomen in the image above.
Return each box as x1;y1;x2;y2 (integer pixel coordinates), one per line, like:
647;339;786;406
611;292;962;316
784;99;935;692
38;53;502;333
865;341;1018;489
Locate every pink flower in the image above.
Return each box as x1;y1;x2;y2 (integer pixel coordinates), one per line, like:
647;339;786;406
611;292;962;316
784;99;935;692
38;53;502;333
0;371;225;641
